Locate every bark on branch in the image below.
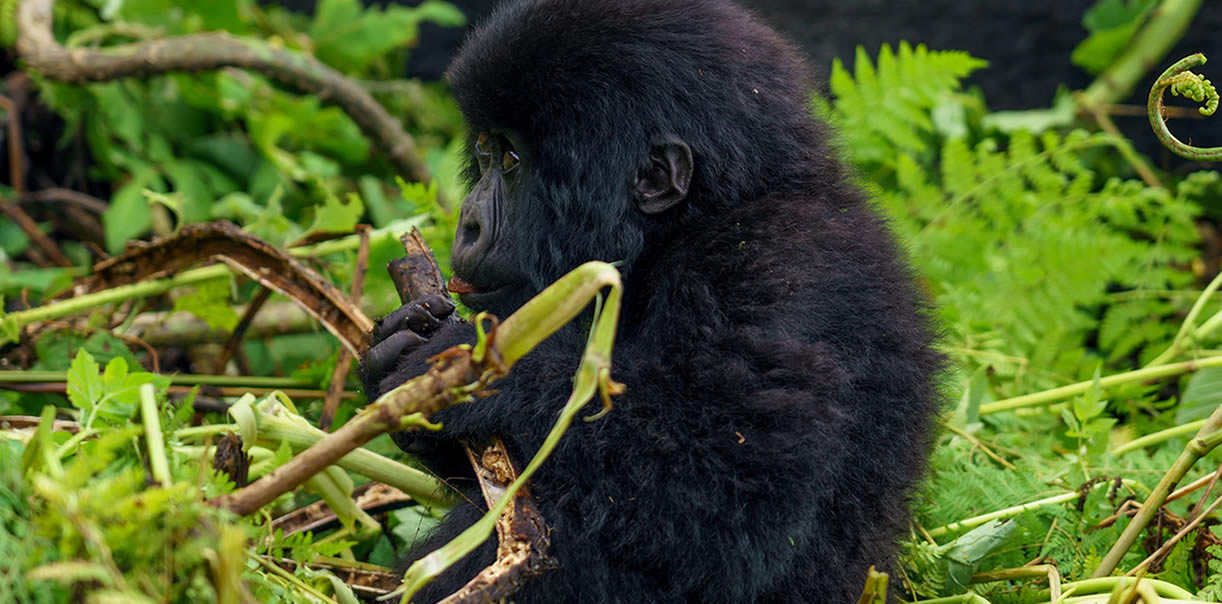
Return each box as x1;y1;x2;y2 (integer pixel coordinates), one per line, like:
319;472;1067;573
391;229;556;603
16;0;433;187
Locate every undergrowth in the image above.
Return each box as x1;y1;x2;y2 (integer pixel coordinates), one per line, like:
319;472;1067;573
820;43;1222;602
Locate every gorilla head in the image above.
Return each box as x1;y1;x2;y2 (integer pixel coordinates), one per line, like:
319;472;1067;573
442;0;825;318
362;1;942;601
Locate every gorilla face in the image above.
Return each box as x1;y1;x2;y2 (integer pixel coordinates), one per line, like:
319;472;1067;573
447;126;694;319
448;130;533;317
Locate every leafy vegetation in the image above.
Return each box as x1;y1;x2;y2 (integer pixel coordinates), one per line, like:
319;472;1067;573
2;0;1222;602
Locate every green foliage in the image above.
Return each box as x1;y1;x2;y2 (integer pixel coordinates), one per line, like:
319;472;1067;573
813;42;987;166
877;126;1200;394
821;43;1222;601
1073;0;1159;74
27;0;465;257
171;277;239;332
308;0;464;75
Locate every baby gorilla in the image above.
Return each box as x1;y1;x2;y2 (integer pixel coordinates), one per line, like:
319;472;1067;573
361;0;943;601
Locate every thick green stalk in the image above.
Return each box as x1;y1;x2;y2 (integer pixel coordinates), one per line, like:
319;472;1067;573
1110;419;1206;456
1090;403;1222;577
176;419;451;508
1;264;228;339
139;384;171;485
1079;0;1203;107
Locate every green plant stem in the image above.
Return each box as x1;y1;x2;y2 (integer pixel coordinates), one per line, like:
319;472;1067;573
247;552;339;604
175;421;450;508
1079;0;1203;108
0;370;320;389
1091;403;1222;578
1058;577;1193;599
1;264;228;335
927;481;1141;539
980;356;1222;415
1147;270;1222;366
139;384;171;485
0;223;412;342
972;565;1061;601
1110;419;1206;456
908;595;991;604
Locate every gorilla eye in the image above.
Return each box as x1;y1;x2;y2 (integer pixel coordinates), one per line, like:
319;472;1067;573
475;132;492;156
501;148;520;173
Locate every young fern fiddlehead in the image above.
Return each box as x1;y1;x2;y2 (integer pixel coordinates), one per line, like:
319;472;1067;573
1148;53;1222;161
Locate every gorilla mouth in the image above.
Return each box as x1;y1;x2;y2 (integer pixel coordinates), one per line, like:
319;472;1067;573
447;274;517;310
447;275;479;295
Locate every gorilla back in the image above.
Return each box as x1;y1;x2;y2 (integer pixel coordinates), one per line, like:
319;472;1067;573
361;0;943;601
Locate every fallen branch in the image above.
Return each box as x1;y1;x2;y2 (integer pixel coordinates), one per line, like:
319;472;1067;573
127;301;316;346
15;0;433;188
439;441;556;604
272;481;414;536
74;221;372;356
208;259;622;526
388;228;556;603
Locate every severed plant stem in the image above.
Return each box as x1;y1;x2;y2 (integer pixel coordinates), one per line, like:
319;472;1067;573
1091;403;1222;577
210;262;623;517
139;384;171;485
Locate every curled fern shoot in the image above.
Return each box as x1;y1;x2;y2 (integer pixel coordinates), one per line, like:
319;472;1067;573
1148;53;1222;161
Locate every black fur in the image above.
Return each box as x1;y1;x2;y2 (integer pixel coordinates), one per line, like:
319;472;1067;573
362;0;943;601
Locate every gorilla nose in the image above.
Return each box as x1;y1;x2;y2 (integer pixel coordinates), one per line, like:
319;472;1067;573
452;205;490;270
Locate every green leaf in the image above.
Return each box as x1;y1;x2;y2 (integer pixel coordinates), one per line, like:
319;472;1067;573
306;191;364;235
1071;23;1139;75
1082;0;1158;32
171;277;239;332
103;167;163;254
163;159;215;223
35;331;137;371
310;0;465;74
0;216;30;256
1072;0;1158;74
1176;367;1222;423
943;519;1017;594
66;349;103;414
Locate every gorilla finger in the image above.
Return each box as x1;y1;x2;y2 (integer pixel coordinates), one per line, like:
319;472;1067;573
373;303;421;342
417;294;456;319
365;330;427;377
404;302;443;335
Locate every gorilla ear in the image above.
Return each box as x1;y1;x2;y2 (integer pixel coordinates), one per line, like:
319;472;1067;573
634;139;693;215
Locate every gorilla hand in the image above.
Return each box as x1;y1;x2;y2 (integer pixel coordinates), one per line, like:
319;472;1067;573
361;294;456;400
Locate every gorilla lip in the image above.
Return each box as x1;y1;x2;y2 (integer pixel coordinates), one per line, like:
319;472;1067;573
447;275;478;295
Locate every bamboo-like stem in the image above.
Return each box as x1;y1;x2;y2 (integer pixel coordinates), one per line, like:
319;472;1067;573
979;356;1222;415
0;370;322;390
1;265;228;337
1091;403;1222;577
177;417;449;508
139;384;171;485
1110;419;1206;456
211;262;623;517
1079;0;1204;108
